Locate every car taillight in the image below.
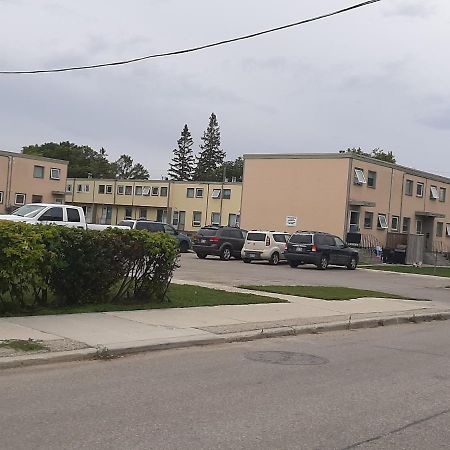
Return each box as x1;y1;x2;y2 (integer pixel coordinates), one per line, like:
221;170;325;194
311;244;317;252
266;236;270;246
285;243;288;251
209;236;220;242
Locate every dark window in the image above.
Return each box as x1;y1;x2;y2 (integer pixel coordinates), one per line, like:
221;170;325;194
40;207;63;222
119;221;135;228
98;185;105;194
223;189;231;200
198;228;219;237
289;234;313;244
323;235;335;246
164;225;176;235
31;195;43;203
222;228;242;239
333;237;345;247
436;222;444;237
136;222;164;232
67;208;81;222
273;234;288;243
405;179;413;196
364;212;373;229
187;188;194;198
125;207;132;219
160;187;168;197
33;165;44;178
367;171;377;188
402;217;410;233
246;232;266;242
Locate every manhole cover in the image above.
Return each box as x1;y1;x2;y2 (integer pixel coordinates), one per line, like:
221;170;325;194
245;351;328;366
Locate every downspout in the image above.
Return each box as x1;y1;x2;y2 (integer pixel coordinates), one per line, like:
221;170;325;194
344;157;352;240
205;183;210;227
6;155;13;208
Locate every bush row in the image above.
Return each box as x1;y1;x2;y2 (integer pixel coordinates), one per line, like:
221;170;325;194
0;222;179;312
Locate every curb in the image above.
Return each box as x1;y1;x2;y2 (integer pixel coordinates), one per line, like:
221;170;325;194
360;268;450;281
2;311;449;370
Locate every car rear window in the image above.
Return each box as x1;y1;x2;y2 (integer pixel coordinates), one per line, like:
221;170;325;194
135;222;163;232
119;221;135;228
246;232;266;242
290;234;313;244
198;228;218;237
273;234;289;243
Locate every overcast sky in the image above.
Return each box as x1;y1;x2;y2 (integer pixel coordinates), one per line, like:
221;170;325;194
1;0;449;178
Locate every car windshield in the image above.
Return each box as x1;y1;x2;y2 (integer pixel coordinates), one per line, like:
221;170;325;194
246;232;266;242
290;234;313;244
198;228;218;237
12;205;47;218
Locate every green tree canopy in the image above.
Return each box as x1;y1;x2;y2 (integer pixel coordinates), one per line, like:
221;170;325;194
168;124;195;181
342;147;397;163
115;154;150;180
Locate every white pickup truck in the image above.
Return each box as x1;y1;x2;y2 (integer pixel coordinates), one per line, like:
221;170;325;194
0;203;130;230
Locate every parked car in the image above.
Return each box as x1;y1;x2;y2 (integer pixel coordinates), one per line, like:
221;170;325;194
284;231;359;270
192;226;246;260
119;220;192;252
241;231;290;265
0;204;129;231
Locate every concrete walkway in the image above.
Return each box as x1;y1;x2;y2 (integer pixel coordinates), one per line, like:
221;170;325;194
0;281;447;369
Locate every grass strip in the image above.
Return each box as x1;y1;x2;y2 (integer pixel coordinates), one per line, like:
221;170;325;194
239;285;418;301
364;265;450;278
0;339;47;352
0;284;285;317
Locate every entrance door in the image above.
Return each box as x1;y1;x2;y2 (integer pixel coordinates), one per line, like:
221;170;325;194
421;217;435;251
348;210;360;232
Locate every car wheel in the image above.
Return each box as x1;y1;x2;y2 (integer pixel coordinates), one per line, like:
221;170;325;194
317;255;329;270
243;258;251;263
269;252;280;266
179;241;189;253
346;256;358;270
220;247;232;261
288;260;299;268
196;253;207;259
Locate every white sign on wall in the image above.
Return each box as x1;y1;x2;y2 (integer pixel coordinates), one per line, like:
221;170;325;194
286;216;298;227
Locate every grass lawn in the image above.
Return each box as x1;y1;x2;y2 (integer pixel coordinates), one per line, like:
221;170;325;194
0;284;285;317
364;265;450;278
239;285;417;301
0;339;47;352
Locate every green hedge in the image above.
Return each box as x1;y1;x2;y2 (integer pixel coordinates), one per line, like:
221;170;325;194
0;222;179;313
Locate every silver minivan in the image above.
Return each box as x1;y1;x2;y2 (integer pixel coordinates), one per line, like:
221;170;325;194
241;231;290;265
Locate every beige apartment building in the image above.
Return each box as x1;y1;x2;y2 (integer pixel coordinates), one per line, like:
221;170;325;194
0;150;68;214
65;178;242;233
241;153;450;254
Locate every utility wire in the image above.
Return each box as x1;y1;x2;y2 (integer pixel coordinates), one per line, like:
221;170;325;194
0;0;382;75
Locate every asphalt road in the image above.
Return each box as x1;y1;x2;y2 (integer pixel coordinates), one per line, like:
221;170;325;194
2;322;450;449
175;253;450;306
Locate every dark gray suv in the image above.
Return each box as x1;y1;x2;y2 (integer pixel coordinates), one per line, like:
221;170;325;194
192;226;246;261
285;231;359;270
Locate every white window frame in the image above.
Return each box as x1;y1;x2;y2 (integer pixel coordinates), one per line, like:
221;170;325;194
151;187;159;196
0;191;3;204
377;214;388;229
50;168;61;180
212;189;221;199
66;184;72;193
142;186;151;196
195;188;204;198
15;193;26;205
446;224;450;237
354;168;366;185
430;185;439;200
117;185;125;195
172;211;179;227
83;185;90;193
106;185;113;194
416;182;424;198
439;187;446;202
211;212;221;225
192;211;202;227
391;216;399;232
135;186;143;196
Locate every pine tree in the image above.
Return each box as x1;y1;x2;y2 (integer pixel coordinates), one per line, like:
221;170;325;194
168;125;195;180
193;113;226;181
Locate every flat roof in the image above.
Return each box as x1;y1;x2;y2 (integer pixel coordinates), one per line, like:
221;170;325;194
67;178;242;185
0;149;69;165
243;152;450;185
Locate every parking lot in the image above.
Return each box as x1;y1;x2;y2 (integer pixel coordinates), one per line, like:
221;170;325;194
175;252;450;307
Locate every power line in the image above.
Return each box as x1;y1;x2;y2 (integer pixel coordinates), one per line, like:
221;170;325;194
0;0;382;75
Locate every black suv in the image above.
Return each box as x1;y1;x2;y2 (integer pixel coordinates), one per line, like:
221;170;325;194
285;231;359;270
192;226;246;261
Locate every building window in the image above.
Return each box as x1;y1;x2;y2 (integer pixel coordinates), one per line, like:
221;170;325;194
106;185;113;194
142;186;151;196
125;185;133;195
77;184;83;193
160;187;168;197
391;216;399;232
349;211;360;232
439;187;446;202
117;185;124;195
228;213;240;227
430;185;439;200
367;171;377;188
192;211;202;227
151;187;159;196
186;188;194;198
135;186;143;196
76;184;89;193
416;220;423;235
364;212;373;229
416;182;424;197
172;211;179;227
405;179;413;196
211;212;221;225
98;185;106;194
195;188;204;198
124;207;133;219
223;189;231;200
156;209;167;222
377;214;388;229
402;217;411;233
50;168;61;180
436;222;444;238
446;224;450;237
84;185;90;193
33;165;44;178
15;193;26;205
139;208;147;219
0;191;3;204
354;168;366;185
212;189;221;199
31;195;43;203
66;184;72;193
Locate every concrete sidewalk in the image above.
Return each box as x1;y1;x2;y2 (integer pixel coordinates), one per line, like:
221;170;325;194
0;281;448;369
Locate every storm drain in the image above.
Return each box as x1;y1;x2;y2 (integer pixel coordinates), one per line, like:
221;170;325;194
245;351;328;366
